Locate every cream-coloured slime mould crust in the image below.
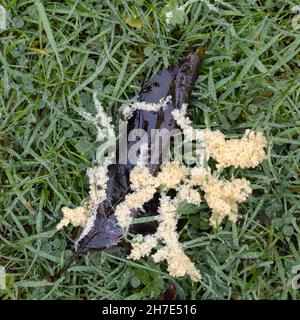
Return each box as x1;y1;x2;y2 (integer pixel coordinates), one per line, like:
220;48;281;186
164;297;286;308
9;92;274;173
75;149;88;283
57;92;267;282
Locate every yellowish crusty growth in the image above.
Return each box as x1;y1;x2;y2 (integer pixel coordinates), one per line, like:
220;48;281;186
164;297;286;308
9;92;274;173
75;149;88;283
172;107;267;170
129;194;201;282
115;162;187;229
129;234;158;259
157;162;187;189
176;183;201;206
115;185;157;229
130;166;156;191
124;156;255;280
116;160;201;281
191;167;252;226
171;106;207;167
78;92;115;142
204;177;252;226
57;93;268;282
56;92;114;231
152;195;201;281
204;129;267;169
172;106;195;142
56;206;89;230
56;164;110;231
120;123;267;280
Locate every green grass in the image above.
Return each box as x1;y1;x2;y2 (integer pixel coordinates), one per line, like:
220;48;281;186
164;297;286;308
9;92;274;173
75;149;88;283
0;0;300;300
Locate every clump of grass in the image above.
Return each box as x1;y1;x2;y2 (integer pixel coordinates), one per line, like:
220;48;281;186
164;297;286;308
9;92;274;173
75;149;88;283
0;0;299;300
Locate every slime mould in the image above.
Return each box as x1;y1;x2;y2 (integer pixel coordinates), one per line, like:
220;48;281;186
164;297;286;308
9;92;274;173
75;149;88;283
53;46;207;279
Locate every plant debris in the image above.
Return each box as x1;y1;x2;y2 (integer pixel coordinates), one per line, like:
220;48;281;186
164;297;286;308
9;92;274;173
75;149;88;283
53;47;207;280
54;44;267;281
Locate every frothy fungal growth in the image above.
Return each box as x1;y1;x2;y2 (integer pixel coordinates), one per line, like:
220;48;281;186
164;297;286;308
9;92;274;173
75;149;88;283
72;164;111;249
56;206;89;230
171;106;207;166
123;96;172;119
86;165;109;203
115;162;187;229
115;162;197;281
57;93;268;282
56;92;114;233
191;168;252;226
204;129;267;169
121;106;267;281
56;163;111;237
124;156;253;280
129;234;158;259
205;177;252;226
176;183;201;206
172;105;195;142
115;182;157;229
78;92;115;142
157;162;187;189
74;204;97;250
130;194;201;281
92;92;115;142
